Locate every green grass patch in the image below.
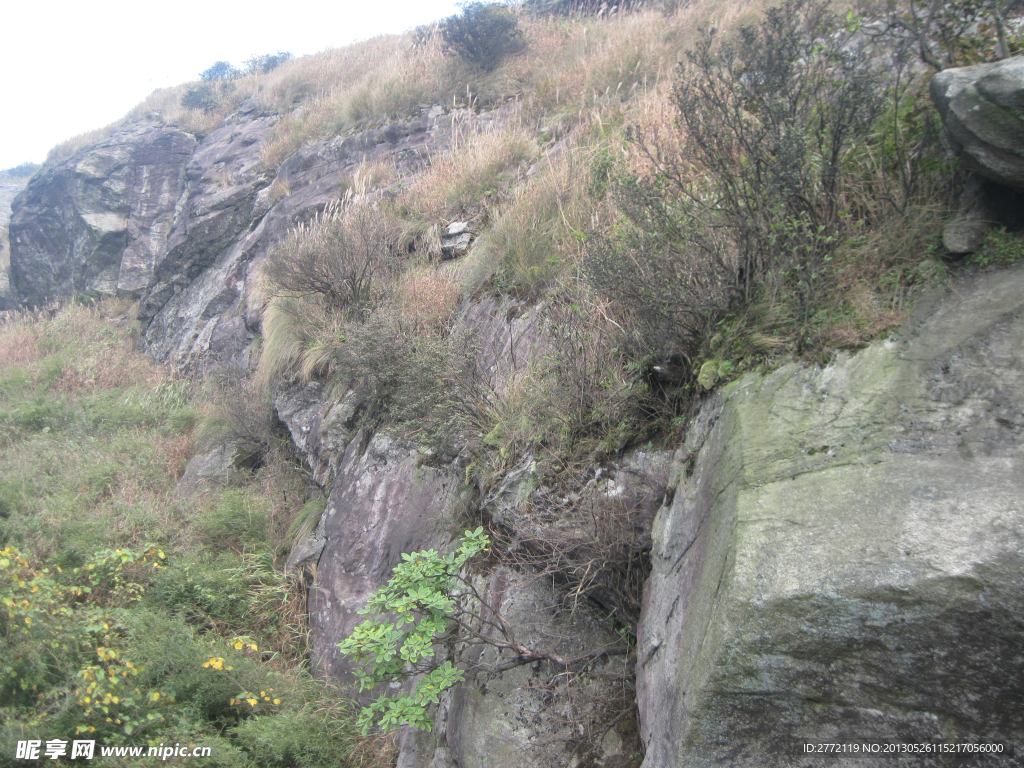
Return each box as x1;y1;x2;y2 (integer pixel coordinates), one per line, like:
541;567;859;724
0;301;389;767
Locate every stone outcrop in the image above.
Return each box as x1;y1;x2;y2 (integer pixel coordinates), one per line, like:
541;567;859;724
399;569;641;768
638;261;1024;766
9;123;195;305
7;102;509;368
931;57;1024;190
441;221;474;259
931;57;1024;253
269;294;656;768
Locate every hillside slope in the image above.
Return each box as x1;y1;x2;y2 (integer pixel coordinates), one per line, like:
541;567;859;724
4;1;1024;765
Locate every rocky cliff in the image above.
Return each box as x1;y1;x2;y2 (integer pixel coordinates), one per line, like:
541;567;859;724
0;176;30;310
639;262;1024;766
6;65;1023;767
8;102;493;369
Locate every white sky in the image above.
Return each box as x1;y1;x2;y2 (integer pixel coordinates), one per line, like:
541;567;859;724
0;0;463;170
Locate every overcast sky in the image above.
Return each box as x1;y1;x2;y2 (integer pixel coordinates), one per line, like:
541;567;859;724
0;0;462;170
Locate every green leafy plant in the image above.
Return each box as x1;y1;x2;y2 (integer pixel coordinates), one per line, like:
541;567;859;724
181;84;221;112
337;529;490;734
967;228;1024;268
200;61;239;81
337;526;630;736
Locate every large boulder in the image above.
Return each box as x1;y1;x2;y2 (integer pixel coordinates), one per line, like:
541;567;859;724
8;123;195;306
931;58;1024;253
931;57;1024;190
637;262;1024;766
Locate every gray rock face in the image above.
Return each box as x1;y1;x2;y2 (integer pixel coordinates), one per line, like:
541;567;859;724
400;569;641;768
637;263;1024;766
8;123;195;306
138;104;496;370
175;441;260;494
270;295;653;768
931;57;1024;190
0;178;28;310
309;429;461;682
932;58;1024;253
7;104;500;368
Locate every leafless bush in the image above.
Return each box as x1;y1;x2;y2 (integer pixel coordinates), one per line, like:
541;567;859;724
199;366;289;461
263;197;399;319
329;310;486;455
492;460;667;630
585;179;739;366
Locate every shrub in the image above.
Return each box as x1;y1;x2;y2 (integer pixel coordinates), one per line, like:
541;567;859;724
440;2;524;71
670;0;882;301
182;83;221;112
244;51;293;75
330;309;481;454
200;61;239;81
0;162;40;179
587;0;892;367
262;199;399;318
199;366;289;463
585;176;738;365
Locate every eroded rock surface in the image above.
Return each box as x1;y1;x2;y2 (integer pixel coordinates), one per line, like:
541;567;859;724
136;104;503;368
9;123;195;305
8;103;507;368
638;263;1024;766
270;293;655;767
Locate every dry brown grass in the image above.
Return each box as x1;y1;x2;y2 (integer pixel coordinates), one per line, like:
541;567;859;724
0;300;162;390
255;33;464;169
40;0;779;176
398;117;536;226
0;314;42;369
393;265;463;335
463;140;601;296
44;301;166;393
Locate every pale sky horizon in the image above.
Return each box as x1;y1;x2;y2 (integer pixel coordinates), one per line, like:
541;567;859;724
0;0;463;171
